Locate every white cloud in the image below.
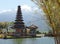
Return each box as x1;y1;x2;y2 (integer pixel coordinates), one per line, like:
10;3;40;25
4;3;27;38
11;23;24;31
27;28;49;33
0;4;40;14
0;9;12;14
21;5;32;12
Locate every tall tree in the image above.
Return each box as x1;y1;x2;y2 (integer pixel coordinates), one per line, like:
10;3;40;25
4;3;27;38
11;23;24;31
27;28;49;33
32;0;60;44
32;0;60;35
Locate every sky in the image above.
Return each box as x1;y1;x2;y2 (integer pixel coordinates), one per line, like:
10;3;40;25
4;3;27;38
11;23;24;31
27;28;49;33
0;0;37;10
0;0;41;14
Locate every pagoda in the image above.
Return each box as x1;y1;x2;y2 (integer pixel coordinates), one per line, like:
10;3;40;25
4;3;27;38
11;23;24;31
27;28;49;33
14;6;26;36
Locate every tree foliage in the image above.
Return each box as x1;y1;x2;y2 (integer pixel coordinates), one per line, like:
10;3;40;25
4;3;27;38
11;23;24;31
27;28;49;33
0;22;8;29
33;0;60;34
0;22;14;29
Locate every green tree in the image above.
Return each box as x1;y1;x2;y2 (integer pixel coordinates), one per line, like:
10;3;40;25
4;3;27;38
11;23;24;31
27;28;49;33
0;22;8;29
36;31;41;34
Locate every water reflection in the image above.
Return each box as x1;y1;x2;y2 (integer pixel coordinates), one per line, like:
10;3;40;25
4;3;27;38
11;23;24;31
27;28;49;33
0;39;14;44
13;37;55;44
14;38;23;44
0;37;55;44
54;37;60;44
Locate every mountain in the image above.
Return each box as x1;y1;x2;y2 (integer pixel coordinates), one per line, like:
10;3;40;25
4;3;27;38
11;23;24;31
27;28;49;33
0;10;51;32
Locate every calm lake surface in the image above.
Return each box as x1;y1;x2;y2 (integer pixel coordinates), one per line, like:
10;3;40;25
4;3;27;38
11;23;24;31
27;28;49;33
0;37;55;44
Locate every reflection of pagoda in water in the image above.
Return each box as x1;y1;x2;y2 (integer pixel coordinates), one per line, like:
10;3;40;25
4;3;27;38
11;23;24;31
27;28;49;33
14;6;26;36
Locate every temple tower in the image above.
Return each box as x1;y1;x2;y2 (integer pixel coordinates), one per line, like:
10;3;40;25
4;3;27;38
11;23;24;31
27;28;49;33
14;6;25;36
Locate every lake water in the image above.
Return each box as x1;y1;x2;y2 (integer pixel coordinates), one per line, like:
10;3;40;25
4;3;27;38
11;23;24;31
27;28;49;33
0;37;55;44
